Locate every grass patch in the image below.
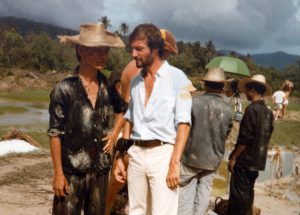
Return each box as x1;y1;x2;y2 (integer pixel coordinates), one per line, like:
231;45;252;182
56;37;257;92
0;123;49;148
0;88;50;102
28;102;48;109
0;161;52;186
270;120;300;147
26;131;49;148
0;106;28;114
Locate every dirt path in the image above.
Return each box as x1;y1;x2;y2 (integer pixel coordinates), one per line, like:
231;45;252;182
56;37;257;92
0;150;299;215
0;150;53;215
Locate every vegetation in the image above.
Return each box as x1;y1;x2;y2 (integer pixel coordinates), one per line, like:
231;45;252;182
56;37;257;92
0;25;299;96
270;120;300;147
0;88;50;102
0;106;28;115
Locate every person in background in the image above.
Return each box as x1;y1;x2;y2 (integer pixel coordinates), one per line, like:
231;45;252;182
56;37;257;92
48;23;126;215
272;88;286;120
178;68;233;215
228;74;274;215
281;80;293;119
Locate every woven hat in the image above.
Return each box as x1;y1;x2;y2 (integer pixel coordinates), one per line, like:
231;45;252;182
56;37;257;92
238;74;272;96
160;29;178;55
200;68;226;83
58;23;125;48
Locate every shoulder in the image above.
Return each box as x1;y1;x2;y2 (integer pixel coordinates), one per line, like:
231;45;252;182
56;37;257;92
165;64;191;88
122;60;140;80
50;75;80;101
167;63;187;79
51;76;76;92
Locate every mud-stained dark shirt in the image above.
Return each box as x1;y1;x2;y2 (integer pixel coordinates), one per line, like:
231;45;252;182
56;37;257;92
47;71;127;174
182;93;233;170
233;100;274;171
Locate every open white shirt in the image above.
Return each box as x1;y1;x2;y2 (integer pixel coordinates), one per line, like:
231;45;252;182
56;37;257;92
124;61;192;144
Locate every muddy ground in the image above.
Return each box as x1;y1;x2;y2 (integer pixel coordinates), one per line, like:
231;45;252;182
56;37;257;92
0;68;299;214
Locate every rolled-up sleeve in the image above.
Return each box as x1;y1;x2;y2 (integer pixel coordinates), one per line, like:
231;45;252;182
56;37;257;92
175;73;192;126
124;100;133;123
47;84;67;137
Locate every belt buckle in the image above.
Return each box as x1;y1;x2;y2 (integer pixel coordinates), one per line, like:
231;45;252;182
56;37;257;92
134;140;141;146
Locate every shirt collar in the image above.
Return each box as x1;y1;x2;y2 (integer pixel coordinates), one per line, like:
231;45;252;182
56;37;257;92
139;60;169;80
204;92;223;98
72;67;107;84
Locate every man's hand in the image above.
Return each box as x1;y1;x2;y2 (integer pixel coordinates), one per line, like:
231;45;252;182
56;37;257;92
228;159;236;174
114;157;127;183
102;132;118;153
166;162;180;189
53;173;70;197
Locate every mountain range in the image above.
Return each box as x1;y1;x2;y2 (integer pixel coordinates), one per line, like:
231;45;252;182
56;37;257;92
0;16;77;39
1;16;299;70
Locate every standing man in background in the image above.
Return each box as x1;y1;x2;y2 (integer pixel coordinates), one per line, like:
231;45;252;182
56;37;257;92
178;68;233;215
228;74;274;215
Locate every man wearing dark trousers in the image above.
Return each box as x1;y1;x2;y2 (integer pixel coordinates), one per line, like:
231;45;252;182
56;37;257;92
228;74;274;215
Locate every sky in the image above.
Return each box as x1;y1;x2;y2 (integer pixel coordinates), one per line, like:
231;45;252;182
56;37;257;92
1;0;300;55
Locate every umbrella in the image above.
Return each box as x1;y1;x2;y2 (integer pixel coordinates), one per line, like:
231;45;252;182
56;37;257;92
206;56;250;77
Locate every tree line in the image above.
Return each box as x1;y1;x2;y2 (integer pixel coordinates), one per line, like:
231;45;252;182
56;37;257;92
0;27;299;96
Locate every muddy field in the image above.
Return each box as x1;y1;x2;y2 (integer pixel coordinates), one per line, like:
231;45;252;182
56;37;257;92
0;68;299;214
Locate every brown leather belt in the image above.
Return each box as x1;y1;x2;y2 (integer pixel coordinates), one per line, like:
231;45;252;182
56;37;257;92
134;140;164;148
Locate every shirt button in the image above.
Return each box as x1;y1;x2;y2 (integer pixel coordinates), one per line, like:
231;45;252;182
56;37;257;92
94;138;97;142
94;124;97;128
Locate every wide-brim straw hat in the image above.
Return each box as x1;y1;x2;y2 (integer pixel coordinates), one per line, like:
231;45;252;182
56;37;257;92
238;74;272;96
58;23;125;48
160;29;178;55
200;67;226;83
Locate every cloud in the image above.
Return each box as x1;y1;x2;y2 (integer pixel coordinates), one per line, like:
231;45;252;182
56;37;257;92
130;0;299;52
0;0;299;54
0;0;106;29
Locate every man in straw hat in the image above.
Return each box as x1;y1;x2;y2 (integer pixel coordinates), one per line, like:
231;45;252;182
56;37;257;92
228;74;274;215
178;68;233;215
47;22;127;215
104;28;183;215
114;23;192;215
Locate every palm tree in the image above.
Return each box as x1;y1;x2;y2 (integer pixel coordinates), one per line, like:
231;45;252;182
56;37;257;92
99;16;111;30
119;23;129;36
205;40;216;65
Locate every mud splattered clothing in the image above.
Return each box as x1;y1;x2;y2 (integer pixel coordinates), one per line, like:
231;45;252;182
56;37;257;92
48;71;127;215
48;71;127;174
228;100;274;215
182;93;233;170
178;93;232;215
52;171;108;215
231;100;274;171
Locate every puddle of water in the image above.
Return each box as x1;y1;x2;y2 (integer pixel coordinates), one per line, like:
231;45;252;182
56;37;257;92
212;149;294;196
0;99;49;126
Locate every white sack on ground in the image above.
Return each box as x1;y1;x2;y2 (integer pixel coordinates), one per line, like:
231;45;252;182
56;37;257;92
0;139;38;156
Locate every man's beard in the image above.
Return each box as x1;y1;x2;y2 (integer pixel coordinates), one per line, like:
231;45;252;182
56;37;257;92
135;52;154;68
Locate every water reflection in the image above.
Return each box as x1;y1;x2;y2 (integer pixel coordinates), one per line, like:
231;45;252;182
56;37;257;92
0;99;48;125
213;148;294;196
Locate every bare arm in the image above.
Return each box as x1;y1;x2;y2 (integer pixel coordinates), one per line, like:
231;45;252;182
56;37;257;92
114;121;133;183
49;137;70;197
166;123;190;189
103;113;126;153
228;144;246;174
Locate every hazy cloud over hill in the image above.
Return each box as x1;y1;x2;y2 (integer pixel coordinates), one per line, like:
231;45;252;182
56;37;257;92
1;0;300;54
